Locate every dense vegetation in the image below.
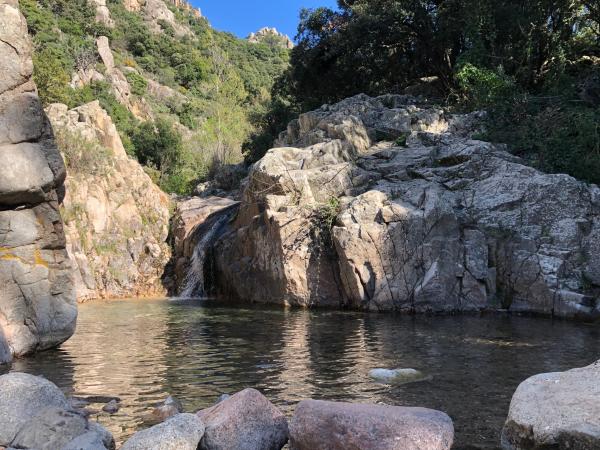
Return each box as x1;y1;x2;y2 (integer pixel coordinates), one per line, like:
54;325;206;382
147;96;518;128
21;0;289;194
252;0;600;185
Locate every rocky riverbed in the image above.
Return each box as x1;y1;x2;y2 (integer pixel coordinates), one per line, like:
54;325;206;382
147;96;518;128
1;356;599;450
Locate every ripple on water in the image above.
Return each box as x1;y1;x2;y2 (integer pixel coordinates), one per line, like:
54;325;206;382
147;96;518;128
2;298;599;448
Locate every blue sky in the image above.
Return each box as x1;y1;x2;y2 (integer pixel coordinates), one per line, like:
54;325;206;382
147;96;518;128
191;0;338;40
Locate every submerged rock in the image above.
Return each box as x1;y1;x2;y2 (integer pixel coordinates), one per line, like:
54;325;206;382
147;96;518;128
369;368;428;385
0;373;114;449
121;413;204;450
197;388;288;450
501;360;600;450
289;399;454;450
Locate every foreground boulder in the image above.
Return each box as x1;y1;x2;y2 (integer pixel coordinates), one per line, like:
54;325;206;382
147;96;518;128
197;388;288;450
0;372;114;449
0;0;76;363
121;413;204;450
289;399;454;450
45;101;171;301
205;93;600;318
501;360;600;449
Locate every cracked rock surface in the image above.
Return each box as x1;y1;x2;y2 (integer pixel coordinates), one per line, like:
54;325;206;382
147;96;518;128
0;0;76;364
212;94;600;318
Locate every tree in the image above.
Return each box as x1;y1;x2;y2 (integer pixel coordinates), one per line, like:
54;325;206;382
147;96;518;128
131;119;184;183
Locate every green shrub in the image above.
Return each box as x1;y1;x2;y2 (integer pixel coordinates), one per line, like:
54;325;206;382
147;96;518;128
455;63;518;109
125;71;148;96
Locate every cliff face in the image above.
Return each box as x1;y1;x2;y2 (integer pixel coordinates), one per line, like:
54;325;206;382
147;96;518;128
46;101;171;302
0;0;76;363
187;94;600;319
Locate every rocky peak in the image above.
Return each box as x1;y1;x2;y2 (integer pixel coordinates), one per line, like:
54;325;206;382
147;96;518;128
248;27;294;50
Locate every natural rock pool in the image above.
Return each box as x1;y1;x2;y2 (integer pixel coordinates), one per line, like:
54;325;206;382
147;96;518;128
2;298;598;449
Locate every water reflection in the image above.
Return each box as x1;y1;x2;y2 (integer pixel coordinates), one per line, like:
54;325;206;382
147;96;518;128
2;299;599;449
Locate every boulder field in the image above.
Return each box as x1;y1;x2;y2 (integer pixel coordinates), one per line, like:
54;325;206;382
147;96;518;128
0;0;76;364
177;94;600;319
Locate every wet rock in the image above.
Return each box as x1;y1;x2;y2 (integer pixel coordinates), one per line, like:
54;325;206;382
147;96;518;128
146;396;184;423
501;360;600;450
197;388;288;450
170;196;239;292
369;368;428;385
121;413;204;450
102;399;120;414
289;399;454;450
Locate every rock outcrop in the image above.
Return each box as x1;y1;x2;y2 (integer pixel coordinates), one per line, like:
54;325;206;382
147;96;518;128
289;400;454;450
191;94;600;318
248;27;294;49
0;372;114;449
501;360;600;449
46;101;171;301
95;36;152;121
0;0;76;363
123;0;193;36
88;0;114;27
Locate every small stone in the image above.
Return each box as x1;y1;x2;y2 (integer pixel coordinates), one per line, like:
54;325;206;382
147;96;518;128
102;400;120;414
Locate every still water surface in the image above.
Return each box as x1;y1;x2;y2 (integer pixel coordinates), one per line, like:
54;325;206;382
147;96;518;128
2;298;599;448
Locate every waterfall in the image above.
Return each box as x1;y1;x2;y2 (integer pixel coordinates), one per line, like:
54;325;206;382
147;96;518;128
180;213;231;298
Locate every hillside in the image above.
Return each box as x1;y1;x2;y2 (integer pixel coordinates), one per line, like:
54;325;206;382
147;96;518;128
20;0;290;194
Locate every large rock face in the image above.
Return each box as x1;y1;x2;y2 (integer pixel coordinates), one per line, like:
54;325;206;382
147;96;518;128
46;101;171;301
0;0;76;363
209;94;600;318
501;360;600;449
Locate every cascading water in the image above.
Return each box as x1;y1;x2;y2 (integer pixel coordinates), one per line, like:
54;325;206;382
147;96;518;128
180;213;232;298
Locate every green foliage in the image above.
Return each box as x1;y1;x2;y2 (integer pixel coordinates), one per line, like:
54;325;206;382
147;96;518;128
455;63;517;108
484;94;600;184
23;0;289;195
125;71;148;96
